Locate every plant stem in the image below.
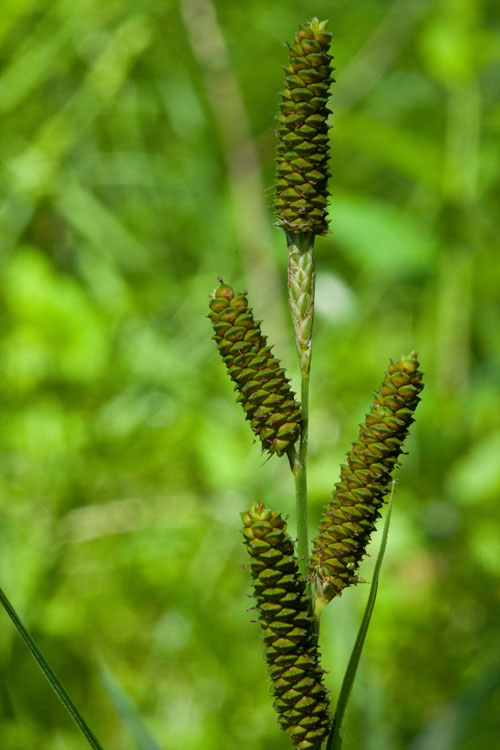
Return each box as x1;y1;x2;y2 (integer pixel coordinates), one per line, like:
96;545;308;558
286;231;316;582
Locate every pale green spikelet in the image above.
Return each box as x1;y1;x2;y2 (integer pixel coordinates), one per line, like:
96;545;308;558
242;503;331;749
275;18;334;236
208;282;301;456
311;352;424;612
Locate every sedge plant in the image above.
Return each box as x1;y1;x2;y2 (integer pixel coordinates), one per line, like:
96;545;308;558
208;17;424;750
0;16;424;750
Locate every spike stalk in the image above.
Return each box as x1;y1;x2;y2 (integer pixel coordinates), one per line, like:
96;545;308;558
287;231;316;584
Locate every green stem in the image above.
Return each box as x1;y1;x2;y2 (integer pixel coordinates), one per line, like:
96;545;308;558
292;371;310;580
326;490;394;750
286;231;316;583
0;587;104;750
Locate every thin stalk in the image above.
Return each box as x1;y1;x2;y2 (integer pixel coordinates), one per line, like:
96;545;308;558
326;488;394;750
286;231;316;582
0;587;104;750
291;371;310;581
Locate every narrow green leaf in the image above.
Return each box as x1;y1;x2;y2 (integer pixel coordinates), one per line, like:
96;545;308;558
0;587;104;750
326;487;394;750
97;658;162;750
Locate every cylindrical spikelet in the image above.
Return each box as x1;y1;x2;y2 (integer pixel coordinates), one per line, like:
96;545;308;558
275;18;334;236
208;282;301;456
242;503;331;750
311;352;424;611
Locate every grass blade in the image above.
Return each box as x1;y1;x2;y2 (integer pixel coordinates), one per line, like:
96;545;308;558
326;486;394;750
0;587;104;750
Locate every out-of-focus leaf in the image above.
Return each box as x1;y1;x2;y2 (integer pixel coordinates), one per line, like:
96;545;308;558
1;247;108;387
446;430;500;504
335;112;443;189
97;659;161;750
410;661;500;750
331;192;436;277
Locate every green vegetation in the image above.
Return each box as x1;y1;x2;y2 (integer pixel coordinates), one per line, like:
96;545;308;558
1;0;499;748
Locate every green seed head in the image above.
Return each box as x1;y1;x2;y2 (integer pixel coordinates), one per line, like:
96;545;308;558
209;282;301;457
275;18;334;236
311;352;424;609
243;503;331;749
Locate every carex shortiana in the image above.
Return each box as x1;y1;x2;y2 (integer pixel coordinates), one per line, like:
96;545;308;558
311;352;424;612
209;282;301;456
275;18;334;236
243;503;331;749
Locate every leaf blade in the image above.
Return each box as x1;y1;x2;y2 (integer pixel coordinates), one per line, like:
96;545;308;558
0;587;104;750
326;487;394;750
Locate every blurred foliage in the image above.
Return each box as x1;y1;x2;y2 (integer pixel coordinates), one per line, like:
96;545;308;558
1;0;499;748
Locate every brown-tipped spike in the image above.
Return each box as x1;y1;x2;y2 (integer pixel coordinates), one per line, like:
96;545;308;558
209;282;301;456
311;354;424;608
274;19;334;236
242;504;332;747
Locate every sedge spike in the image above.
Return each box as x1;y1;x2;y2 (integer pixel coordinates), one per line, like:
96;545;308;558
310;352;424;613
208;282;301;456
242;503;331;750
274;18;335;236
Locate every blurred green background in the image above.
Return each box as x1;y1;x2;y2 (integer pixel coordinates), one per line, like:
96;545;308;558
1;0;499;748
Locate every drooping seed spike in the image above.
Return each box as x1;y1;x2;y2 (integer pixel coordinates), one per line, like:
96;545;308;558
242;503;332;749
209;282;301;456
311;353;424;612
274;18;334;236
